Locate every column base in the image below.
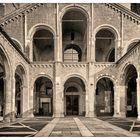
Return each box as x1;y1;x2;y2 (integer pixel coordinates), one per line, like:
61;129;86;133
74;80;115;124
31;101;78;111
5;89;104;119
3;116;11;123
85;111;96;117
113;112;126;118
53;113;64;117
137;115;140;121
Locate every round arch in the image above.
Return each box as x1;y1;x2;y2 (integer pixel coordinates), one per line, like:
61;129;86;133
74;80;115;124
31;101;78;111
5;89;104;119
62;73;87;88
0;44;12;78
121;63;138;117
12;38;23;52
0;45;11;120
124;38;140;54
95;74;117;86
63;76;86;116
95;77;114;116
32;74;53;88
94;24;120;40
120;62;138;85
28;24;56;40
59;4;90;21
33;75;53;116
64;82;83;93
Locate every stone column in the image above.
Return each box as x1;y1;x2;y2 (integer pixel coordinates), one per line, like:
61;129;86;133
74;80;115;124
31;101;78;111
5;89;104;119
21;85;29;118
114;85;126;118
11;76;16;122
3;77;12;122
85;63;96;117
53;62;64;117
104;91;111;113
27;85;34;118
136;78;140;120
85;83;96;117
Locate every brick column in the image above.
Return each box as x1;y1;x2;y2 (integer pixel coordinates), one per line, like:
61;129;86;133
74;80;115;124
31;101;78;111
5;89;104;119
136;78;140;120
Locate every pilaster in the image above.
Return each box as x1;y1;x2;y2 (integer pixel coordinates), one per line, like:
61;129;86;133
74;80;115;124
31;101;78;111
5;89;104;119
114;85;126;118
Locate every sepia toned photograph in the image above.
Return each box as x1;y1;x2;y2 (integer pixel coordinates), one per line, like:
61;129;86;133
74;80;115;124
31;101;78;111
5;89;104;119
0;2;140;137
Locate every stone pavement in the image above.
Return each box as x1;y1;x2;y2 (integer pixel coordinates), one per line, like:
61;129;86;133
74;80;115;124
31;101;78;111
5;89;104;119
35;117;139;137
0;117;53;137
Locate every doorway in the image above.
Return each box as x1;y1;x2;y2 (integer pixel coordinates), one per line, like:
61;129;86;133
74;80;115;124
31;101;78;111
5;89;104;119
66;95;79;115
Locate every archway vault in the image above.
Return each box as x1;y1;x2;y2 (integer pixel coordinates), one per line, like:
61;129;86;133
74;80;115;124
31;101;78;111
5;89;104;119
64;77;86;116
33;76;53;116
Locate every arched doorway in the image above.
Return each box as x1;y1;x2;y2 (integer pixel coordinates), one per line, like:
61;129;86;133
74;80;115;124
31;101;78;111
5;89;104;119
124;64;138;117
0;48;10;121
62;8;87;62
64;77;86;116
33;77;53;116
15;65;26;118
96;77;114;116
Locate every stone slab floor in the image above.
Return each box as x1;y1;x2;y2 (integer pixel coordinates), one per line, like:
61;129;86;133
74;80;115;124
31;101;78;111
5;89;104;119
35;117;138;137
0;117;139;137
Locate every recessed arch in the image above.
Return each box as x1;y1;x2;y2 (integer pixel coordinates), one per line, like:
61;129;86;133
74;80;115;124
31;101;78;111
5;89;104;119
0;46;11;120
27;24;56;62
95;28;115;62
64;76;86;116
33;76;53;116
95;77;114;116
122;64;138;117
63;44;82;62
28;24;56;40
61;6;88;62
95;74;116;86
126;39;140;53
94;24;120;40
12;38;23;52
15;64;26;118
60;4;90;21
62;73;87;88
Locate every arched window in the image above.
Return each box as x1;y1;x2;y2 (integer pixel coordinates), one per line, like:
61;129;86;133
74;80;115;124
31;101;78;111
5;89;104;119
95;29;115;62
62;8;87;62
33;29;54;61
64;44;82;62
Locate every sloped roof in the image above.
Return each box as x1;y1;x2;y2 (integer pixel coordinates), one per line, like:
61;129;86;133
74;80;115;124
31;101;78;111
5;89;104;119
0;26;30;63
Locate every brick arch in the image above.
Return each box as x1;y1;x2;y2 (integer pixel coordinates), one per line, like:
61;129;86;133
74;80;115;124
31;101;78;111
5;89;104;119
95;74;117;86
62;73;87;89
28;24;56;40
120;62;138;85
0;43;12;79
59;4;90;21
12;38;23;52
32;74;53;88
124;38;140;54
94;24;120;41
15;63;27;86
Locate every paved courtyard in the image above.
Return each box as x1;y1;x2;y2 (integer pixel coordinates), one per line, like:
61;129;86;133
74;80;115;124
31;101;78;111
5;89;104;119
0;117;139;137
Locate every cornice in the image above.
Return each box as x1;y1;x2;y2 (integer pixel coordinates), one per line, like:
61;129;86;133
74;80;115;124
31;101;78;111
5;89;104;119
0;3;43;27
105;3;140;24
